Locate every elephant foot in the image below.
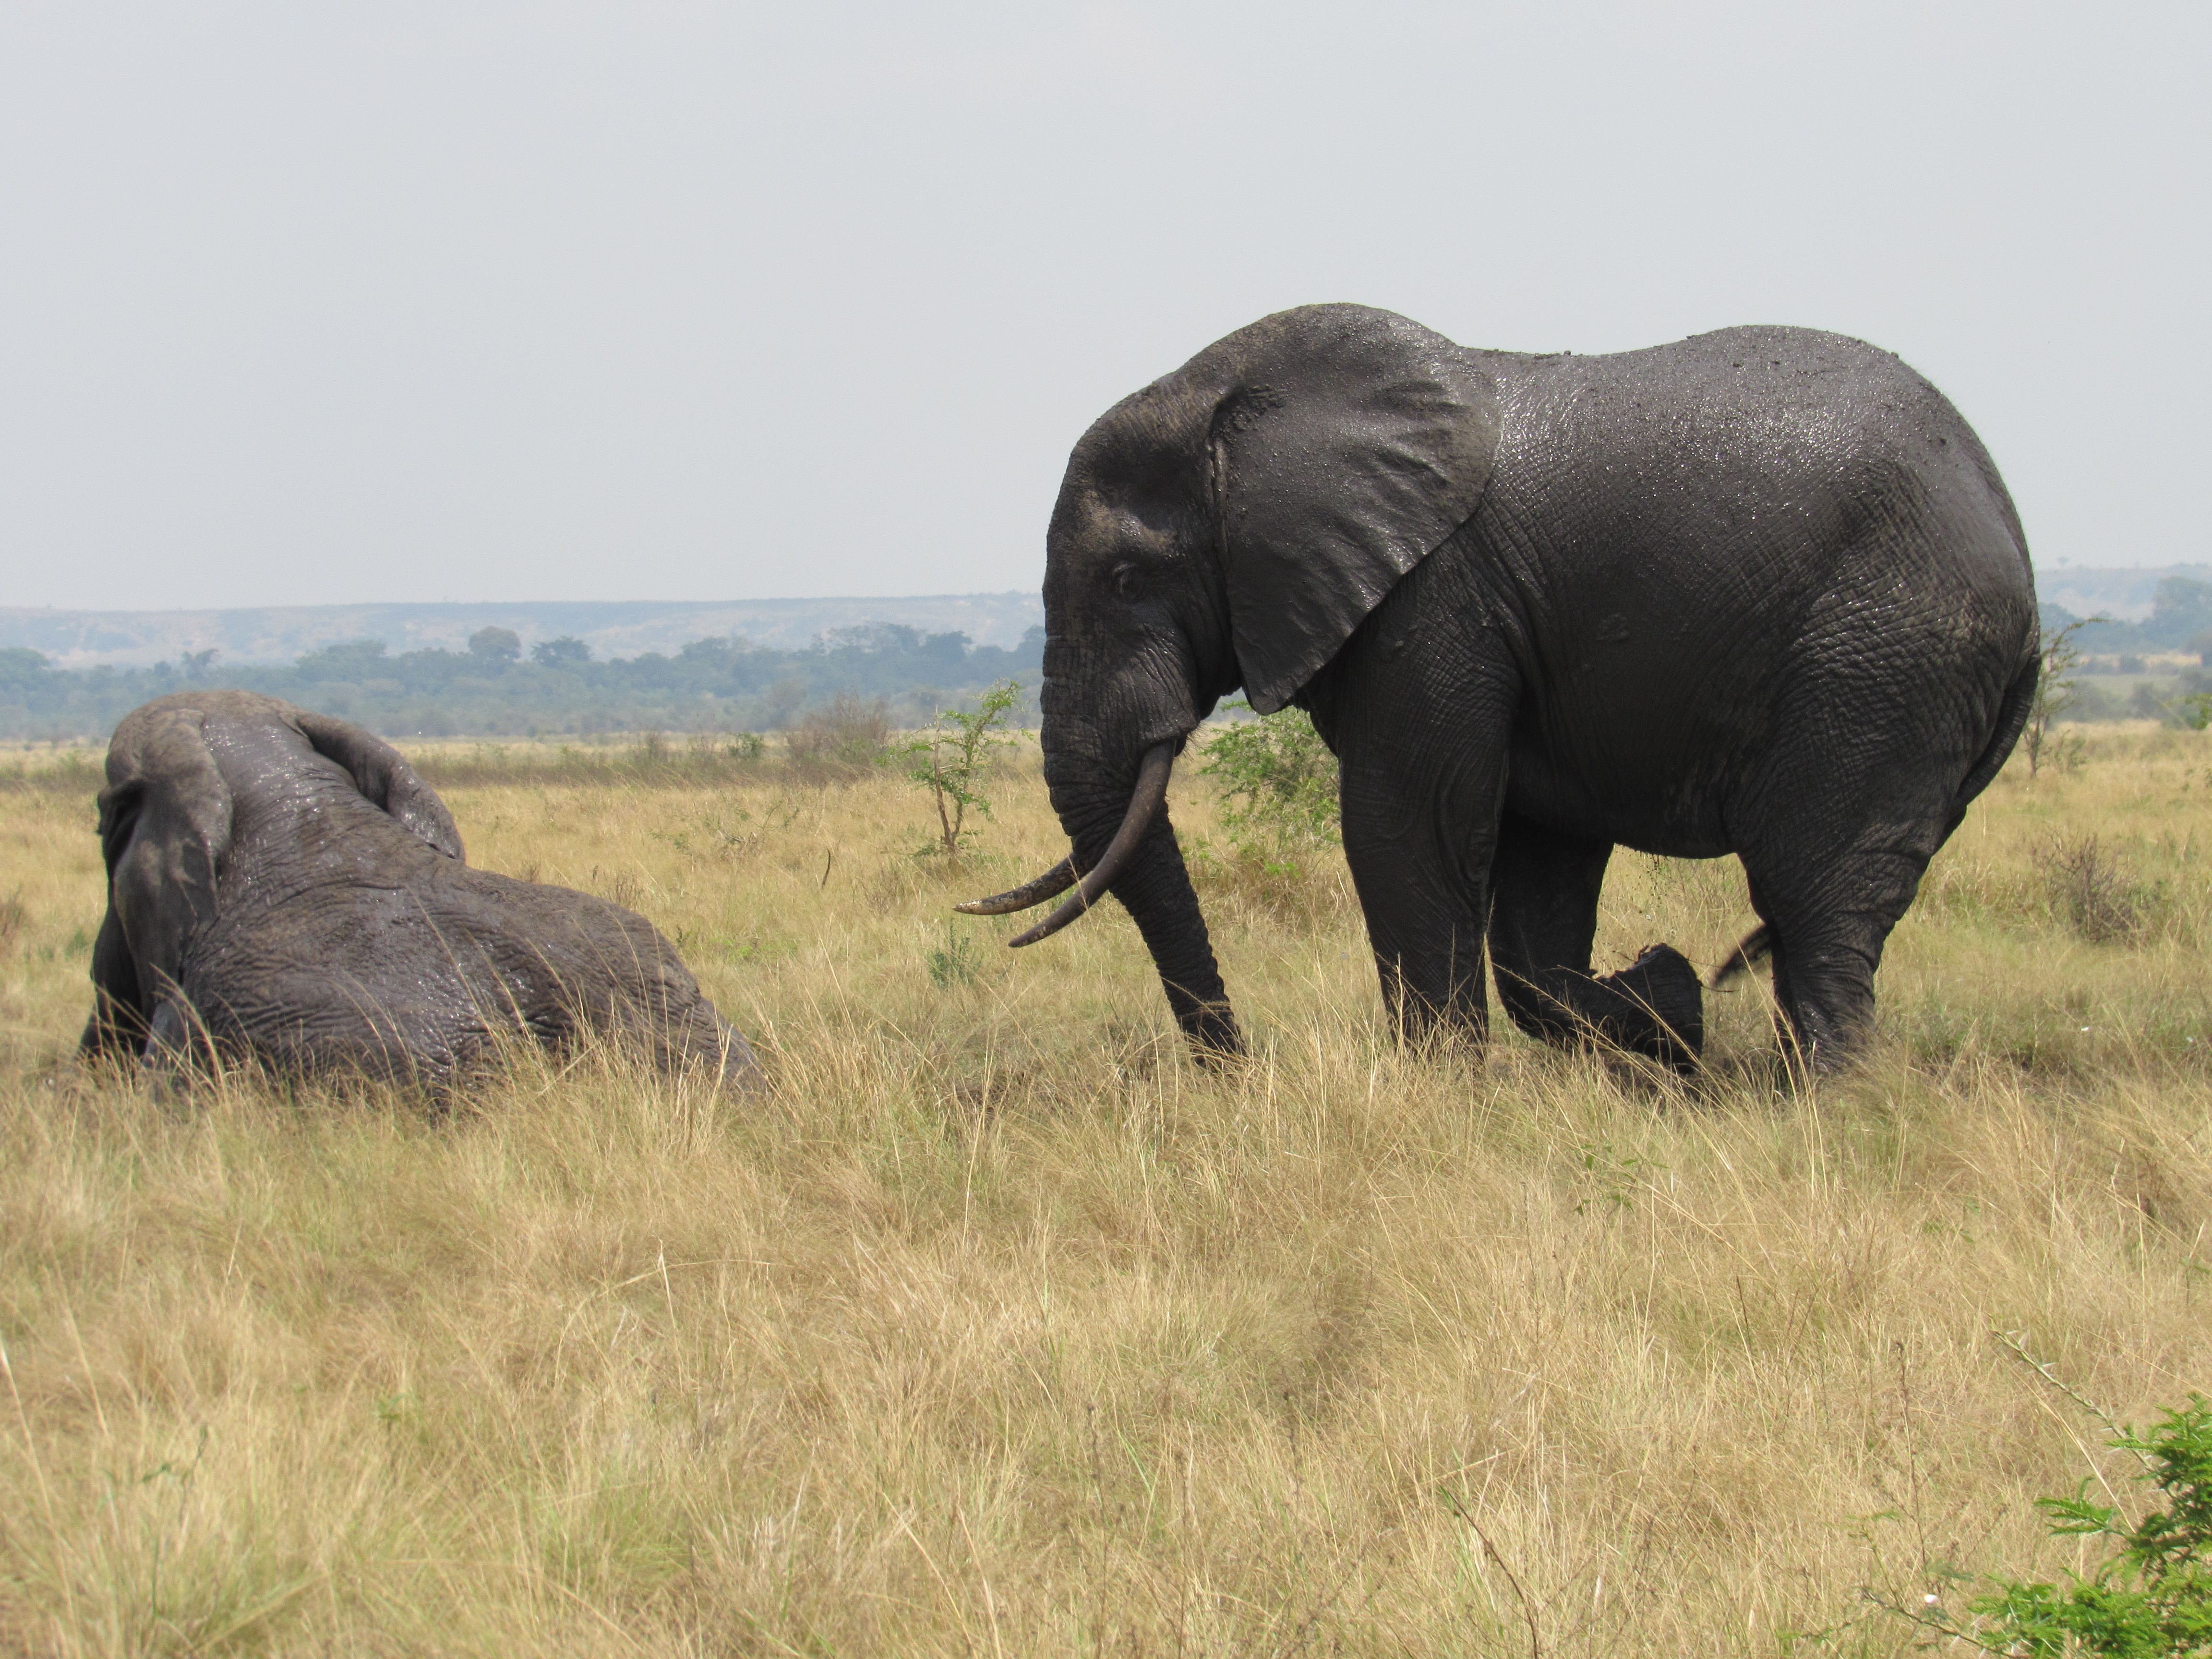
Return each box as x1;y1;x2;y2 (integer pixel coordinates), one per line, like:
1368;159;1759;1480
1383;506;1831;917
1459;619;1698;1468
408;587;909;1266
1178;1000;1247;1068
1587;943;1704;1071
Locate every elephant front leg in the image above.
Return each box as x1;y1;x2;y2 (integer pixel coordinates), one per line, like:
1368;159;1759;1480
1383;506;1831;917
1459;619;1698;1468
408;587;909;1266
1487;814;1703;1070
1323;596;1524;1052
1340;769;1498;1049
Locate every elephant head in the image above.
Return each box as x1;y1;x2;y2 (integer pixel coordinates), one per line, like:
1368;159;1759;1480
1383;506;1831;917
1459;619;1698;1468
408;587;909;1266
961;304;1501;1057
83;689;752;1090
82;693;463;1059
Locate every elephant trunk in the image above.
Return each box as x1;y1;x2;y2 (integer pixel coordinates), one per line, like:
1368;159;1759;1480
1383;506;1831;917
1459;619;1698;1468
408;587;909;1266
958;742;1173;945
1068;763;1242;1061
961;737;1242;1062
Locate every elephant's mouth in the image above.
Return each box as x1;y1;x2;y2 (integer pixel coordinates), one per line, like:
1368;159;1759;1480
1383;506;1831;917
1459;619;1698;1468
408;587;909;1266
954;741;1175;947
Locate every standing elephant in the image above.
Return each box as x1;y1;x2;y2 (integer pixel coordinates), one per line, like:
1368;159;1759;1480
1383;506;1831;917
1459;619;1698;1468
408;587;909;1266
963;305;2038;1073
82;691;758;1091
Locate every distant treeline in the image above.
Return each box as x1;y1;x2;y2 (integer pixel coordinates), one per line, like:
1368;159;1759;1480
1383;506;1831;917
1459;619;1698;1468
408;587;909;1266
0;622;1046;741
11;578;2212;744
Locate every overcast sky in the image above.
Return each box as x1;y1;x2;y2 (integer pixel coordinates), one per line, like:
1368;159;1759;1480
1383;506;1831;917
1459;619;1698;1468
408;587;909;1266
0;0;2202;611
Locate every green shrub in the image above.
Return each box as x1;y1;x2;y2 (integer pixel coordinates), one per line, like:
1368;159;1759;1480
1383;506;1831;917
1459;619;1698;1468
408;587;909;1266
1199;702;1338;844
1874;1386;2212;1657
1966;1398;2212;1656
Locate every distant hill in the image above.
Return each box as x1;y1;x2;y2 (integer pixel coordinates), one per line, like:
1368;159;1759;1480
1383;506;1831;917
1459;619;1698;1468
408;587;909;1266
0;593;1043;671
2036;564;2212;624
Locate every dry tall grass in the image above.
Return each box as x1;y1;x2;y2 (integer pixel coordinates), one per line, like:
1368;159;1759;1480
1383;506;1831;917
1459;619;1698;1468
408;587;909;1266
2;725;2211;1654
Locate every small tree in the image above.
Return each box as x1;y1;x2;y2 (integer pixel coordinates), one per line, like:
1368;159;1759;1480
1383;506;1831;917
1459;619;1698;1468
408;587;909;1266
902;680;1021;861
2025;618;2101;777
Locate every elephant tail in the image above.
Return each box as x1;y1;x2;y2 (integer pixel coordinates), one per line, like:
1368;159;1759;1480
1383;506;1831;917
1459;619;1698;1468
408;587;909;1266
1709;925;1773;989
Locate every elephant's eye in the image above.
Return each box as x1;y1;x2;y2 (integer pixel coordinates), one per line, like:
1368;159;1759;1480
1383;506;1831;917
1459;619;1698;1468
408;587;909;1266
1112;563;1139;601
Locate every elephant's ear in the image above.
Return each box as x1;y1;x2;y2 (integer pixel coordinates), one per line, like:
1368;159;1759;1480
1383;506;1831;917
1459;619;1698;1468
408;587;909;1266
98;702;235;1010
295;709;466;861
1207;305;1500;713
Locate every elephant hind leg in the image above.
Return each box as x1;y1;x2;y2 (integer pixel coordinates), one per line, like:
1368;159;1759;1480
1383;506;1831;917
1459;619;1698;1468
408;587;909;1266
1487;813;1703;1070
1739;832;1940;1074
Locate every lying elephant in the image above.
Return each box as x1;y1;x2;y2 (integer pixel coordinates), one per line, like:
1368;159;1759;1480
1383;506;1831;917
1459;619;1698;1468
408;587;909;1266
80;691;758;1091
965;305;2039;1074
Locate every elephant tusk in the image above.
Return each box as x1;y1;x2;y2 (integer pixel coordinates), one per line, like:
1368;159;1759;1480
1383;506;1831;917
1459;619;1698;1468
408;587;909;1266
953;855;1081;916
1005;742;1176;949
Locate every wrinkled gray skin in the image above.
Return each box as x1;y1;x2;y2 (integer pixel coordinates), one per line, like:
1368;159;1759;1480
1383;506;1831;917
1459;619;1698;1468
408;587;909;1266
82;691;757;1091
1018;304;2039;1073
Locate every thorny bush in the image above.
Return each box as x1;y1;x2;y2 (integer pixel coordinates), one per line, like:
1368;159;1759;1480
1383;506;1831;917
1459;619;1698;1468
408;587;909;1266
787;692;891;771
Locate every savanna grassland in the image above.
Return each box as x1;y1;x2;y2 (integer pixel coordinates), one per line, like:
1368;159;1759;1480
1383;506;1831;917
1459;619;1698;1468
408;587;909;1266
2;725;2211;1655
